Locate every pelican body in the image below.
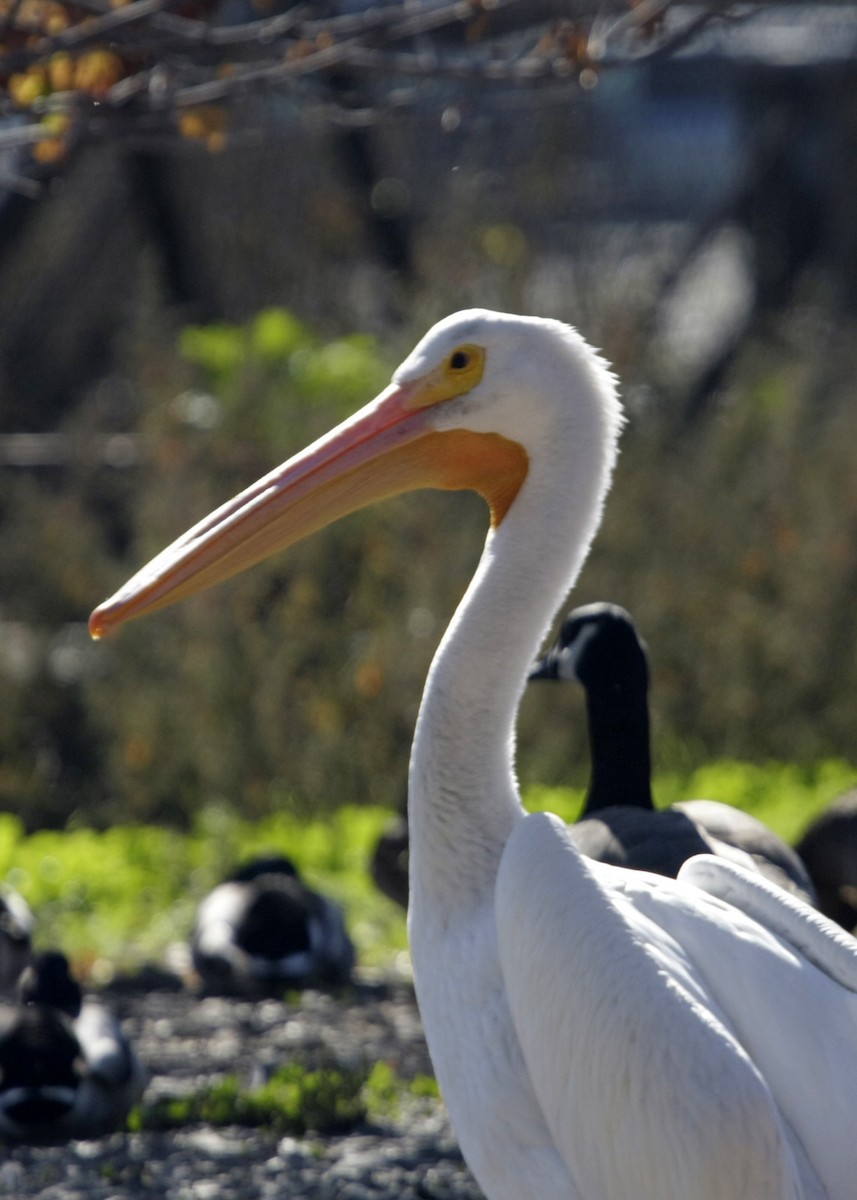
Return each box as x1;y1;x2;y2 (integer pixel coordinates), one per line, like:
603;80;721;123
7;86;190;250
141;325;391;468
91;311;857;1200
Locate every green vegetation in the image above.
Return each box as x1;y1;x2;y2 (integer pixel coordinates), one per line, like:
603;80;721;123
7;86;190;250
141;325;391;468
1;803;408;976
527;759;857;847
1;761;853;978
132;1063;364;1135
130;1059;439;1134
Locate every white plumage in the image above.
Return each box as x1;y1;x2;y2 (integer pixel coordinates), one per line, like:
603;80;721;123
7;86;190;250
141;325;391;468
91;310;857;1200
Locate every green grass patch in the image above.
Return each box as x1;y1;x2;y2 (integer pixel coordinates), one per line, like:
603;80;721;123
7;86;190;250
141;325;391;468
1;758;853;978
0;804;407;977
526;757;856;845
132;1063;367;1135
360;1059;439;1120
130;1060;439;1135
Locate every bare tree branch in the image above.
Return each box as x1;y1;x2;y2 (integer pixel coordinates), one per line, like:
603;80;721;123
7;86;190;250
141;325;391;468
0;0;759;171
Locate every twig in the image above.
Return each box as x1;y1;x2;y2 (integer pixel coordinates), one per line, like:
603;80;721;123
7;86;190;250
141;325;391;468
0;0;762;158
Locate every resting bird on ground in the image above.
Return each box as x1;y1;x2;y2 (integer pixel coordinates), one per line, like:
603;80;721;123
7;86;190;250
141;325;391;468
530;602;816;901
795;790;857;932
370;812;409;910
0;950;146;1140
90;310;857;1200
0;887;34;994
192;854;355;992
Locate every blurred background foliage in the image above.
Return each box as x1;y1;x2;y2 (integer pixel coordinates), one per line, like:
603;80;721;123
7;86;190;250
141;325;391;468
2;301;857;834
1;2;857;841
0;307;495;827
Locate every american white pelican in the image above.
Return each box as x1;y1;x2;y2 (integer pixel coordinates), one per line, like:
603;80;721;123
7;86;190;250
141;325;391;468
192;853;355;992
532;601;816;900
0;950;146;1140
796;790;857;932
91;310;857;1200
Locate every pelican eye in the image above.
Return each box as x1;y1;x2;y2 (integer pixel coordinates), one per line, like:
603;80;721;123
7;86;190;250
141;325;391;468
443;342;485;392
409;342;485;409
447;344;483;378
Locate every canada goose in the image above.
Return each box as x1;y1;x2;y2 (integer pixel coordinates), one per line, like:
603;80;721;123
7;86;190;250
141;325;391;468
532;601;816;901
0;887;34;994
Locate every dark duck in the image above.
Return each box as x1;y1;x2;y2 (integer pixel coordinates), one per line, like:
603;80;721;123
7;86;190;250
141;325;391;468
191;854;355;993
0;951;145;1141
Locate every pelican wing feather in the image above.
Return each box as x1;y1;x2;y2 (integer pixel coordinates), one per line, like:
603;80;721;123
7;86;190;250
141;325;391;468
497;812;828;1200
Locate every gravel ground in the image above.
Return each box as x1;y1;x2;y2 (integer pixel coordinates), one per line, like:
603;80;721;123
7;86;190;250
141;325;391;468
1;975;485;1200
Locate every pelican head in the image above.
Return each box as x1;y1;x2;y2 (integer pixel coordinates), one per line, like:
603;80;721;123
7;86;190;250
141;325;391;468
89;310;620;639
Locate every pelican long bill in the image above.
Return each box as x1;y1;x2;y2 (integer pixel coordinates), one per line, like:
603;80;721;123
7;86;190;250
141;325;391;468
89;374;527;639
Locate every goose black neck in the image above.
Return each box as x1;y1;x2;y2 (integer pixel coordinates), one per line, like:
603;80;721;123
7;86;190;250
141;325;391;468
583;673;653;813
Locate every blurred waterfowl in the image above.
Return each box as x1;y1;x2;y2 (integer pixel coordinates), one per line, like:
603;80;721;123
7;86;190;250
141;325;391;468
370;812;409;910
0;950;146;1141
531;602;816;902
0;887;34;994
191;854;355;993
795;790;857;932
91;311;857;1200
